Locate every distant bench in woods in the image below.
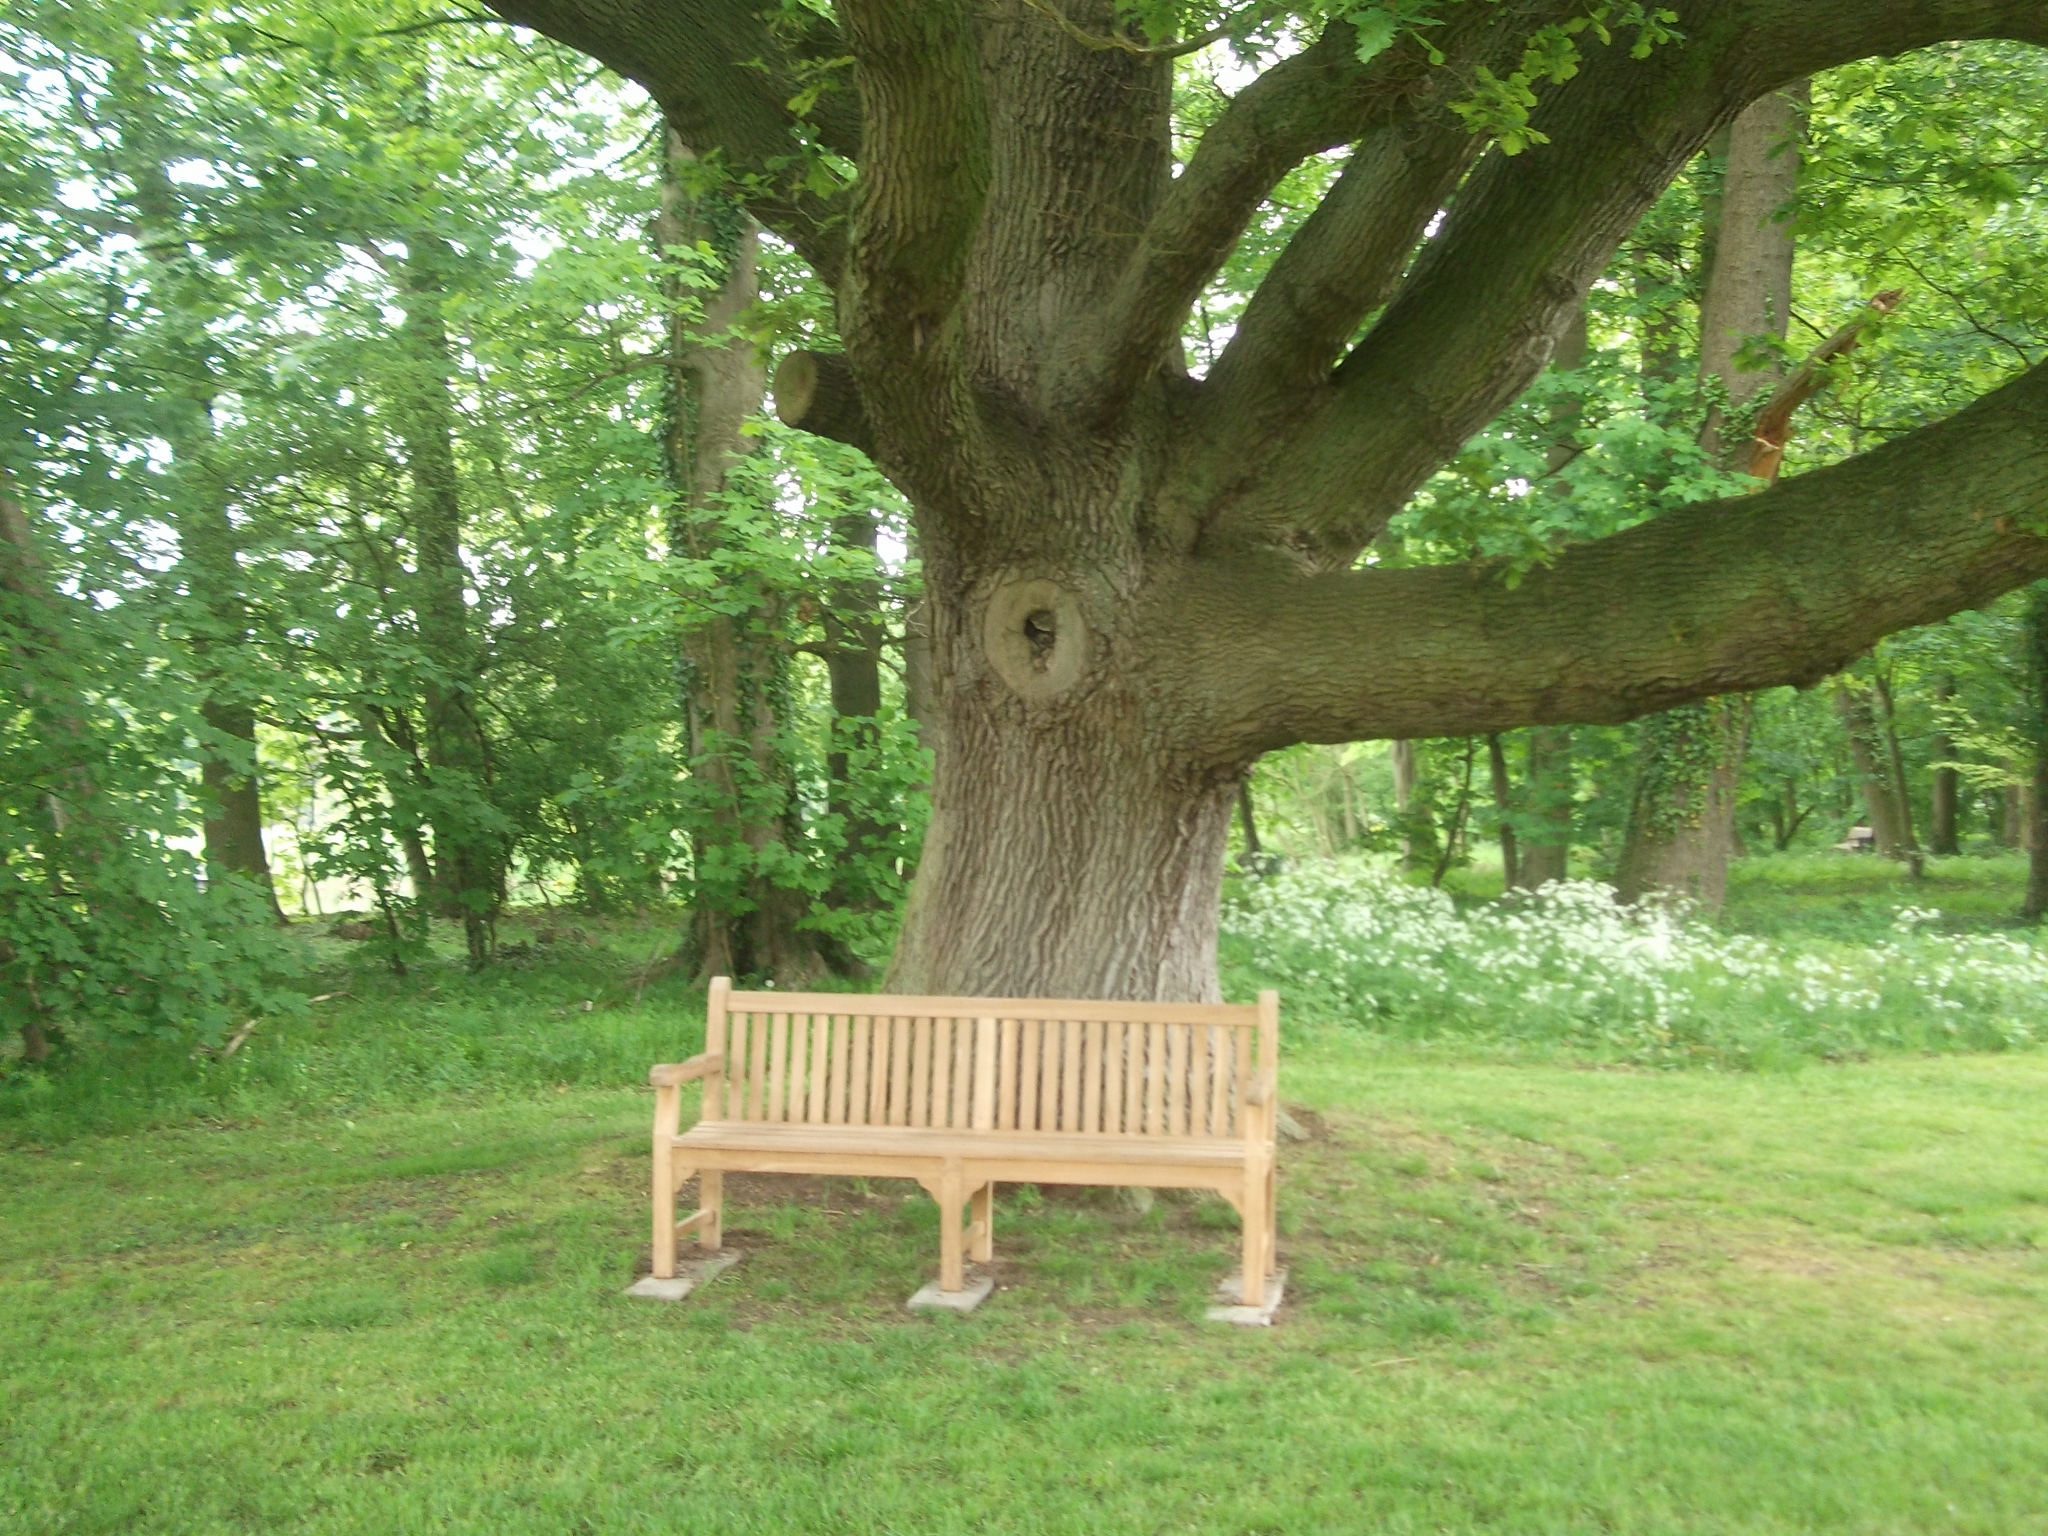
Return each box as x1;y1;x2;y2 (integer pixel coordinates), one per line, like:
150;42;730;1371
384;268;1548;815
647;978;1283;1308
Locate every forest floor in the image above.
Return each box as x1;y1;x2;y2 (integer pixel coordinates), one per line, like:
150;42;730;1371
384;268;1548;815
4;853;2046;1533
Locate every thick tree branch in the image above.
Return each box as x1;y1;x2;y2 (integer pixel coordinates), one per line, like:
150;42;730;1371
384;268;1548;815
773;350;874;457
836;0;987;371
483;0;856;277
1193;0;2048;564
1077;10;1537;419
1168;357;2048;750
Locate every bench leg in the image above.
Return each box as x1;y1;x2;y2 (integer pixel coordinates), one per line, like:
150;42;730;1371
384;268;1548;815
938;1169;967;1293
652;1147;677;1281
1265;1163;1279;1276
698;1169;724;1251
1240;1164;1268;1309
969;1181;994;1264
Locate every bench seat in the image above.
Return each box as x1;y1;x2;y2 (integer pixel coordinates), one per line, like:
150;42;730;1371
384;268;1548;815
675;1120;1254;1183
648;979;1282;1306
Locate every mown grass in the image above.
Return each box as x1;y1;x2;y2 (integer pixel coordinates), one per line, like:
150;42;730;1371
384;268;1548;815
4;856;2045;1531
5;1045;2048;1534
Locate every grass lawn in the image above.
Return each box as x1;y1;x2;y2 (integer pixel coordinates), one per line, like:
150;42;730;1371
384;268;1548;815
6;1038;2048;1534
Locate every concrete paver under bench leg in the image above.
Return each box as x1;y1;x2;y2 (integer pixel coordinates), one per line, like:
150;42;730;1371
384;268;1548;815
1207;1268;1286;1326
624;1249;743;1301
907;1268;995;1313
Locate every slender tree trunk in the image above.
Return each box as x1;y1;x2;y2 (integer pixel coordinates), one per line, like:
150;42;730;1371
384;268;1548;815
1429;740;1479;890
656;127;831;984
2;474;93;1057
1389;739;1418;866
122;132;289;922
1236;780;1263;872
1513;727;1573;888
1618;85;1803;910
395;235;499;968
1930;673;1961;855
821;509;892;925
1486;733;1518;888
2023;585;2048;921
1836;685;1911;859
1873;670;1924;876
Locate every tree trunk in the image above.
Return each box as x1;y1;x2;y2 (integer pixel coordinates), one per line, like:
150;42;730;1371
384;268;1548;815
1614;700;1749;909
888;687;1240;999
122;127;290;922
396;235;500;968
1512;727;1573;888
200;701;286;919
1697;87;1807;460
2;474;86;1057
656;127;833;985
1617;85;1802;909
1486;733;1518;888
1873;669;1924;875
1389;739;1419;866
1930;673;1961;856
1837;684;1911;859
2026;753;2048;922
492;1;2048;1001
2024;585;2048;921
822;508;892;919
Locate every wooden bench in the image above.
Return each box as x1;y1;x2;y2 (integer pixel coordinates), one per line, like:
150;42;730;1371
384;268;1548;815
649;978;1282;1306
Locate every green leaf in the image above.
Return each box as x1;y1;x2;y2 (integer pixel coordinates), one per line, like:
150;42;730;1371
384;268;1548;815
1348;8;1398;63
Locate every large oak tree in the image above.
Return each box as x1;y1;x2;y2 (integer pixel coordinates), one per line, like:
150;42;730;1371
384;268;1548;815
486;0;2048;999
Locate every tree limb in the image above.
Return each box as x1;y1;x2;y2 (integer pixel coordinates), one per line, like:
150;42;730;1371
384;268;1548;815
1077;10;1525;419
1164;357;2048;750
1191;0;2048;564
483;0;857;277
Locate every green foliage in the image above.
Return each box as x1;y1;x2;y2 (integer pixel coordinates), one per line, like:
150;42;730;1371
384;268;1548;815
1;553;308;1048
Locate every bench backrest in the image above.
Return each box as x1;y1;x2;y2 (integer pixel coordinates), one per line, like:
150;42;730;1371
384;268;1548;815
703;979;1277;1142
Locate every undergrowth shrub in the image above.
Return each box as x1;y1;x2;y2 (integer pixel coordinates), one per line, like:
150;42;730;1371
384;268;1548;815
1221;859;2047;1068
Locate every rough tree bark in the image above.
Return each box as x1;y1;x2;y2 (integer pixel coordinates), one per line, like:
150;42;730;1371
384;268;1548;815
490;0;2048;998
657;128;834;984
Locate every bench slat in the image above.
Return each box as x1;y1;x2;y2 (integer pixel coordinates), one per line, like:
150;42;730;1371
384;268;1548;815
767;1011;790;1123
678;1121;1251;1161
725;989;1259;1026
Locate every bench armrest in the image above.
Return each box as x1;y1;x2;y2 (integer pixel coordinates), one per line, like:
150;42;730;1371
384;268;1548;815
649;1053;724;1088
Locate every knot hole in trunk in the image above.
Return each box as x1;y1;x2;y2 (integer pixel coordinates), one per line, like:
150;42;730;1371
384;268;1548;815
1022;609;1057;658
983;578;1092;702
